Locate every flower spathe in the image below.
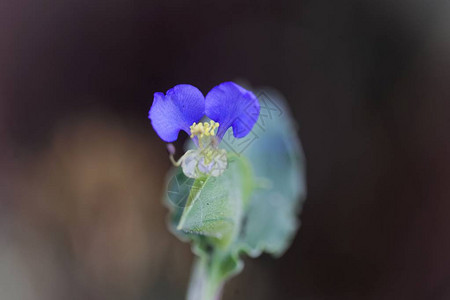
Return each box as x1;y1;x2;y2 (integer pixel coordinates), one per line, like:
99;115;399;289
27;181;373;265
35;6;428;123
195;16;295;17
149;81;260;178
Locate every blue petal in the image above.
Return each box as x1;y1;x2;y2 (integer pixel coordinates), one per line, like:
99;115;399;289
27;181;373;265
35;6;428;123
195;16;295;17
149;84;205;142
205;82;260;139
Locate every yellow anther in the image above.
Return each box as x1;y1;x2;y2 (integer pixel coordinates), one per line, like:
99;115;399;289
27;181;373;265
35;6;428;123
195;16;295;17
190;120;220;139
207;120;219;136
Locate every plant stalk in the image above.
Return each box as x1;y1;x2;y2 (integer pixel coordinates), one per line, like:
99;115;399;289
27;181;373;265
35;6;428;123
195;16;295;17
187;256;225;300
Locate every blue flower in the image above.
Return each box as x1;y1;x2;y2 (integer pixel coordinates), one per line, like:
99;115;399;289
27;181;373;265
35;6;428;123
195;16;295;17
206;82;260;140
149;82;260;144
148;81;260;178
148;84;205;143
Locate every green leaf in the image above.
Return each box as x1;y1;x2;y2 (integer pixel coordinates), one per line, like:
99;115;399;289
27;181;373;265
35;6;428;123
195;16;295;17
164;169;193;239
166;154;253;249
232;88;307;257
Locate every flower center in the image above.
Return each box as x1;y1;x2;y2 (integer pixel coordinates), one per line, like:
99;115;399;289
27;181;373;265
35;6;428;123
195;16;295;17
190;120;219;138
189;120;220;148
167;120;226;178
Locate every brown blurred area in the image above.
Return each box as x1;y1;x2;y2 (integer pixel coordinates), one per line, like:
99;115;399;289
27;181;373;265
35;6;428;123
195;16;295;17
1;112;195;299
1;0;450;299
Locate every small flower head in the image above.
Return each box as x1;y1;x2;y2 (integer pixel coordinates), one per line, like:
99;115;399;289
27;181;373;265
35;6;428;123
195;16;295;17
181;148;227;178
149;82;260;178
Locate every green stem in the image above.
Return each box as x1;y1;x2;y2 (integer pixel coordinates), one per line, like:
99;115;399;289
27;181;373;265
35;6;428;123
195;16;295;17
187;256;225;300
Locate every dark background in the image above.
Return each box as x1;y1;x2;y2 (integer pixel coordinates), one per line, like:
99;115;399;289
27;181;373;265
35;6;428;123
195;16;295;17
1;0;450;299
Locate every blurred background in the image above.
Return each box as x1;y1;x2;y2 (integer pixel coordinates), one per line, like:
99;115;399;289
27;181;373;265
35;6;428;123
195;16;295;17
1;0;450;299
